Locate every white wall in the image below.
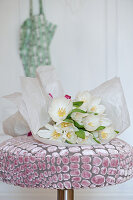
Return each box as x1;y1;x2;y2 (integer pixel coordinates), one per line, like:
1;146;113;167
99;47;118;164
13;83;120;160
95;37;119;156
0;0;133;199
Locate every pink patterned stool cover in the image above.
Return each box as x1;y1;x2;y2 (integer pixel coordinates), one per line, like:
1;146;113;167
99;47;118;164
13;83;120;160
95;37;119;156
0;136;132;189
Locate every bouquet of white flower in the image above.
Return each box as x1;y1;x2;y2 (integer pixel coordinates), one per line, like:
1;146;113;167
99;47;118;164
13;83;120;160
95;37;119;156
3;66;130;146
37;91;119;145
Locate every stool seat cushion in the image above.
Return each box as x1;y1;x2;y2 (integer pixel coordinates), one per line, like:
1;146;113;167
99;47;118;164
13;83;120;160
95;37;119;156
0;136;132;189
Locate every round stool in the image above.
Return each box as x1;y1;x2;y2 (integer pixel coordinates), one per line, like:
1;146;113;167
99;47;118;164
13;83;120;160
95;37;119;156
0;135;132;200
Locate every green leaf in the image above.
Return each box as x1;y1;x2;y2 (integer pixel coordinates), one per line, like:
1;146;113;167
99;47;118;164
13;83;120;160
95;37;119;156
96;126;105;131
94;113;98;115
66;108;86;119
66;114;71;119
63;119;74;124
65;140;72;144
75;130;85;139
73;120;84;129
93;137;101;144
71;108;87;114
115;130;119;134
73;101;84;107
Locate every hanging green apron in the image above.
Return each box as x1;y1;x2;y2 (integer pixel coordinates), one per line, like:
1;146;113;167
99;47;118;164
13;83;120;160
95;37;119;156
19;0;57;77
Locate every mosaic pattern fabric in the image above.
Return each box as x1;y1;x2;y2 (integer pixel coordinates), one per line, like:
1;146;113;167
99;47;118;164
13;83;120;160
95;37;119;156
0;136;132;189
19;0;56;77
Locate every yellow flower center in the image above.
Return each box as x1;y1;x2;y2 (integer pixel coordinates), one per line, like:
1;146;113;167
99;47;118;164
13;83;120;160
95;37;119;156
90;106;96;112
101;131;108;139
61;122;70;128
52;131;60;139
66;132;71;138
58;107;66;117
88;122;94;127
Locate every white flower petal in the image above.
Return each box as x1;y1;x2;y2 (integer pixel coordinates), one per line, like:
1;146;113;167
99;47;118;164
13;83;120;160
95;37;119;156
76;91;92;103
45;123;55;131
71;112;88;125
75;91;92;111
88;105;105;114
77;137;88;144
93;131;99;138
83;115;100;131
85;131;90;137
77;134;97;145
55;121;77;132
63;131;77;144
98;126;116;143
48;97;73;122
54;126;63;133
37;130;52;139
96;105;105;114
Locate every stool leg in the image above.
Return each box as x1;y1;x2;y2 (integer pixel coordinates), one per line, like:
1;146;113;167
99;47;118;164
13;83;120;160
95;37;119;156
57;189;74;200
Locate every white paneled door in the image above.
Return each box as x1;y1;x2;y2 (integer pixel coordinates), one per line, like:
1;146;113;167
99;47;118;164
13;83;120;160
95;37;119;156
0;0;133;199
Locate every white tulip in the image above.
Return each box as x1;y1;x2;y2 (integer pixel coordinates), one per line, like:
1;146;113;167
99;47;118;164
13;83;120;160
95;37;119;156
77;134;98;145
37;123;63;141
37;92;117;145
75;91;92;111
63;131;77;144
48;97;73;122
88;96;105;114
71;112;88;125
83;114;100;131
56;121;78;132
98;126;116;143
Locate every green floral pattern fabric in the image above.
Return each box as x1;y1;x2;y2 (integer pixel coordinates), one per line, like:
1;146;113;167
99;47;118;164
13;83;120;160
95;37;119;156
19;0;57;77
